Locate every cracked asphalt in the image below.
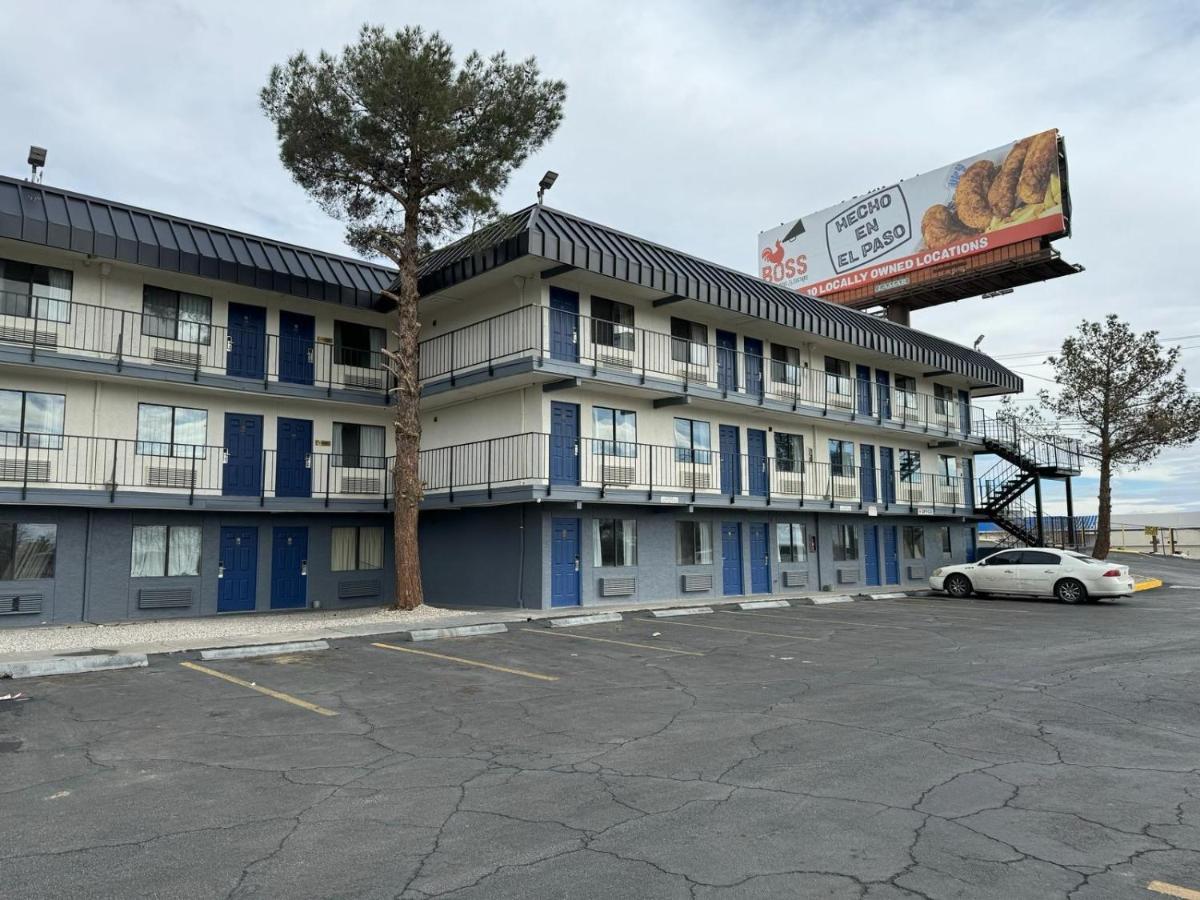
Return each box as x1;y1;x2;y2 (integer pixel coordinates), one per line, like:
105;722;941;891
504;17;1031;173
3;584;1200;899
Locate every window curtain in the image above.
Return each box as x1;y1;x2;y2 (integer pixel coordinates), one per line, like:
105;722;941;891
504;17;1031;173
0;259;32;317
22;393;64;449
137;405;172;456
172;408;207;459
0;390;22;446
619;520;637;566
358;527;384;570
177;293;211;344
332;423;352;466
368;326;385;365
331;528;356;571
359;426;386;470
131;526;167;577
37;267;72;323
695;523;713;564
143;287;178;339
167;526;201;576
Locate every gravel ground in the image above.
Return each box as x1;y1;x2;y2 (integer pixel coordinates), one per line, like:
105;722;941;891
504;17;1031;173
0;603;472;655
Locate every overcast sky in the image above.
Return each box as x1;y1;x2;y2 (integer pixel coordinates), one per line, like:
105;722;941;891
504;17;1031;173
3;0;1198;518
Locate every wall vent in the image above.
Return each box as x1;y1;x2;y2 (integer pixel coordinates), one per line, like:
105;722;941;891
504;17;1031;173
342;476;382;494
137;588;193;609
145;466;197;488
338;578;381;599
601;465;635;485
0;594;42;615
599;576;636;597
782;570;808;588
681;573;713;592
0;325;57;347
153;347;202;368
0;459;51;482
680;470;712;490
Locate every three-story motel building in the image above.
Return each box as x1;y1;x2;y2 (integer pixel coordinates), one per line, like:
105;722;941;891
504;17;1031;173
0;174;1029;626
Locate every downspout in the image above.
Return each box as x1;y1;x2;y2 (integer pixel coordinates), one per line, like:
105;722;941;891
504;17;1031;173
81;509;93;622
813;512;823;590
517;503;526;609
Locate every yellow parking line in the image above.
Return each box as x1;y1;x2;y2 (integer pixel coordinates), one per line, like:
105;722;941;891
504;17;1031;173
1148;879;1200;900
643;618;822;642
1135;578;1164;592
371;642;559;682
179;661;338;717
521;628;703;656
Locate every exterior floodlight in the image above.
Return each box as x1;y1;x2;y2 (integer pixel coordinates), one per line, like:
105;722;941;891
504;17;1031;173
973;334;985;351
27;145;46;182
537;170;558;203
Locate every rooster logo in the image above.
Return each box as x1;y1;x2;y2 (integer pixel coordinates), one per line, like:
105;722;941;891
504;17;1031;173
761;240;785;266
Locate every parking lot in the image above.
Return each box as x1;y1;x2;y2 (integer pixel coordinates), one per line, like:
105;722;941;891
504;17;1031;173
4;586;1200;899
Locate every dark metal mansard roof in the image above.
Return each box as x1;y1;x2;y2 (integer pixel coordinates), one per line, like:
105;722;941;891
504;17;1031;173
0;175;395;309
416;204;1024;392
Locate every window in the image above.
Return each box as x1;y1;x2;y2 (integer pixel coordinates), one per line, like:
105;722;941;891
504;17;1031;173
331;526;384;571
899;448;921;483
136;404;207;458
832;524;858;561
771;343;802;385
934;383;953;415
824;356;851;395
984;550;1022;566
939;455;959;484
1020;550;1060;566
141;285;211;344
0;256;72;323
590;297;635;351
131;525;201;577
592;407;637;457
938;525;952;554
0;523;57;580
670;317;708;366
674;417;711;464
334;320;386;368
895;374;919;412
828;439;854;477
903;526;925;559
774;432;805;473
676;521;713;565
0;390;65;449
333;422;386;468
594;519;637;567
776;523;806;563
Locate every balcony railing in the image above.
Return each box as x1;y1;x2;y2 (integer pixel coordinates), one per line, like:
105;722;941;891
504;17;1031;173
0;291;392;399
418;305;988;437
419;432;975;513
0;431;392;506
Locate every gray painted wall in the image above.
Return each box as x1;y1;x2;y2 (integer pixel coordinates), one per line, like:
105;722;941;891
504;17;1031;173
420;505;541;609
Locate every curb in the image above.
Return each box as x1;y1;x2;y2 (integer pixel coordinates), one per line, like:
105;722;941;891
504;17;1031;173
401;623;508;642
1133;578;1164;593
864;592;909;600
737;600;791;610
546;612;623;628
649;607;714;618
1;653;149;680
199;640;330;661
812;595;854;605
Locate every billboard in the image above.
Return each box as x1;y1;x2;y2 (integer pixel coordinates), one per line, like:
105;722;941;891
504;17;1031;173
759;130;1067;298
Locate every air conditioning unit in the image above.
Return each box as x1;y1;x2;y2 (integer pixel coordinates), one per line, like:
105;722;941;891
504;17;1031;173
343;475;382;494
827;391;854;410
145;466;197;488
596;351;634;371
601;464;636;485
0;325;57;348
343;369;384;390
774;472;805;496
0;459;51;482
153;347;202;368
680;469;712;490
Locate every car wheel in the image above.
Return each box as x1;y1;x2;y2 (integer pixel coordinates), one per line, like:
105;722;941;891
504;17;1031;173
1055;578;1087;604
945;573;972;598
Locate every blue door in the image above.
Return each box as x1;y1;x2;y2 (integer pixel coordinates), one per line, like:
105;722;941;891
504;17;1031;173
747;429;768;497
721;522;744;596
549;287;579;363
550;517;581;607
549;401;580;486
227;302;266;379
966;526;978;563
958;389;971;434
882;525;900;584
963;458;975;509
223;413;263;497
217;526;258;612
743;338;764;400
270;526;308;609
876;370;891;419
879;446;896;505
719;424;741;496
860;443;877;503
856;364;873;416
864;525;881;586
278;310;315;385
716;330;738;393
275;417;313;498
749;522;770;594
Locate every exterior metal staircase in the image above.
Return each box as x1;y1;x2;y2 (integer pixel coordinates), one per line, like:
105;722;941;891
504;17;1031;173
976;420;1084;548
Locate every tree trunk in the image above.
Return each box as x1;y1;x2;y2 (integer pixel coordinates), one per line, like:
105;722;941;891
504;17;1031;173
1091;452;1112;559
391;214;424;610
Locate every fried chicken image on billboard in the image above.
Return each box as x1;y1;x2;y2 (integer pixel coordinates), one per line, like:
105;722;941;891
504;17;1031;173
953;160;997;230
921;204;977;250
1017;129;1058;205
988;138;1032;218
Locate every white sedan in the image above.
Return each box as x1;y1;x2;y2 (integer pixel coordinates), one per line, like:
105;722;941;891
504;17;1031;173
930;548;1135;603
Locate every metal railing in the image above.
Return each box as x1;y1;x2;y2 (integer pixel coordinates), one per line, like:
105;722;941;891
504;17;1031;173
0;290;392;399
0;430;392;506
979;416;1084;472
418;431;973;512
418;304;988;437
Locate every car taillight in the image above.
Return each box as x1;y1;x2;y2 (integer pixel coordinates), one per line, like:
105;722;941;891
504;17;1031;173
1102;569;1122;577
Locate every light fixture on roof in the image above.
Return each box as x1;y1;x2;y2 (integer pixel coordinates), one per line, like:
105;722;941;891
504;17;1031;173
973;334;985;351
981;288;1014;299
537;170;558;204
27;145;46;183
